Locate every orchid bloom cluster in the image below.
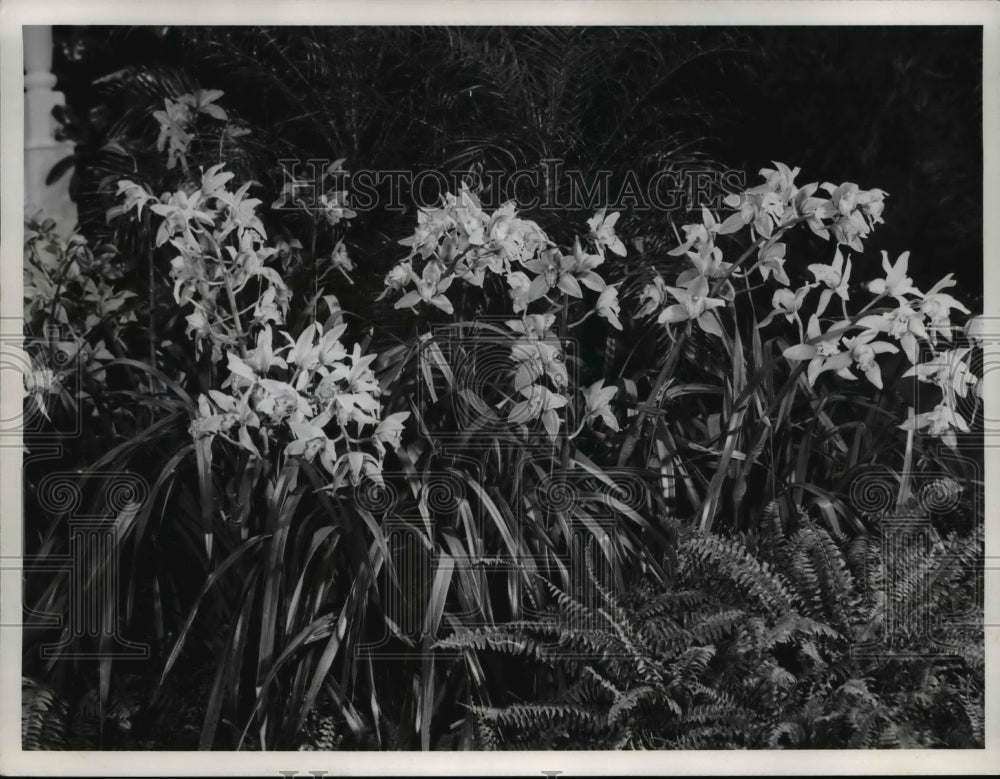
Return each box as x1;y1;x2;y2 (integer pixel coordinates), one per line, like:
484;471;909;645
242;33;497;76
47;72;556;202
111;156;408;488
270;159;358;285
505;313;568;439
271;158;357;229
151;89;248;172
382;185;547;312
194;323;409;488
384;187;628;441
637;163;886;338
22;214;129;418
634;162;980;452
783;251;978;452
112;163;292;363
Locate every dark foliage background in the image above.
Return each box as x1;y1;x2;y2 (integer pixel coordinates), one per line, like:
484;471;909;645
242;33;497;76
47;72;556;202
50;25;983;307
715;27;982;310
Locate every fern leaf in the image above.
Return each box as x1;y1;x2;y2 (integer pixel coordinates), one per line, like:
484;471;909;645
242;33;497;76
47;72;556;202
681;532;798;617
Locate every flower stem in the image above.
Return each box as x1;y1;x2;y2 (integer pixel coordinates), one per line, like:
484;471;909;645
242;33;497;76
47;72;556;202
616;321;690;467
618;240;766;467
616;217;812;468
223;269;248;358
559;292;573;474
567;311;593;329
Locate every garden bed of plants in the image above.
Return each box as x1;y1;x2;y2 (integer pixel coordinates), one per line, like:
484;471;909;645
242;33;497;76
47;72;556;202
22;26;984;751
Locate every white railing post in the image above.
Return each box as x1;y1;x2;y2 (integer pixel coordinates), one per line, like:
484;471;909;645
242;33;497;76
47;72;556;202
24;25;77;235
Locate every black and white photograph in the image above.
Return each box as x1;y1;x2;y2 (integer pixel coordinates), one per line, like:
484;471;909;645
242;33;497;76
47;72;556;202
2;0;998;774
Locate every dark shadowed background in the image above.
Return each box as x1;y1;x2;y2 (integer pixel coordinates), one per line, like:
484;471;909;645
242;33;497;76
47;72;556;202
48;25;983;310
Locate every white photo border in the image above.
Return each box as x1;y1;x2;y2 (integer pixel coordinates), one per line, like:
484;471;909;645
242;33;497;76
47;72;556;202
2;1;998;775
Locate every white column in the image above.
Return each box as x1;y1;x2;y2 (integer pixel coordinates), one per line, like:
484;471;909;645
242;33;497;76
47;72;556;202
24;25;77;236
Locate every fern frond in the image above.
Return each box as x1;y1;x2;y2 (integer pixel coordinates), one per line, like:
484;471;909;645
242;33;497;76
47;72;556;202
797;522;860;628
22;678;67;750
767;719;806;747
471;702;608;738
681;532;798;617
764;613;843;650
634;588;710;620
686;609;745;646
669;645;716;688
438;627;579;671
608;684;674;726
